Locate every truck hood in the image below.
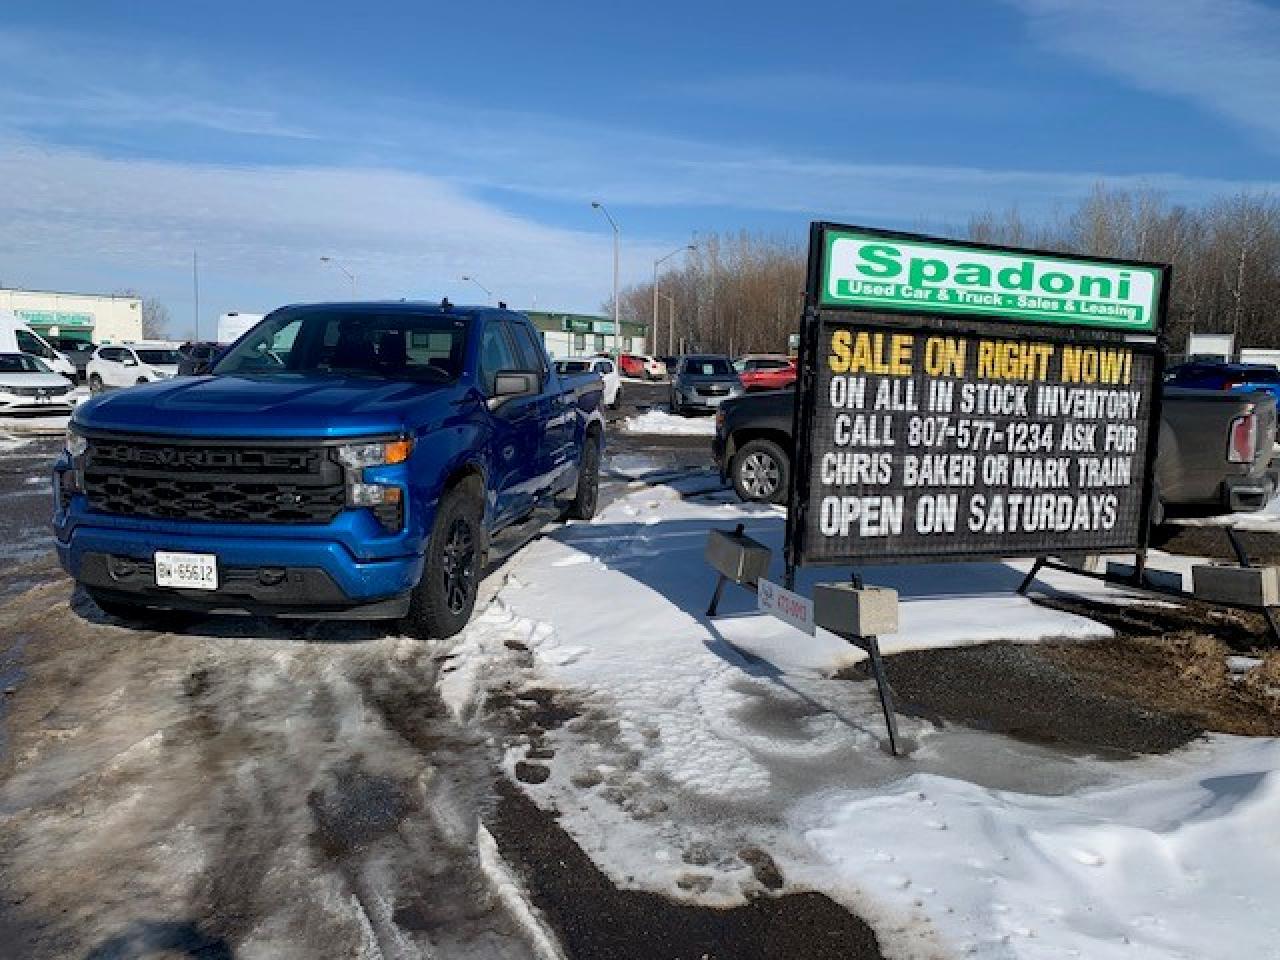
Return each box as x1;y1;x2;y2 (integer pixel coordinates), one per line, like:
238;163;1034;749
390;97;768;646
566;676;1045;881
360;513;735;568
73;373;454;439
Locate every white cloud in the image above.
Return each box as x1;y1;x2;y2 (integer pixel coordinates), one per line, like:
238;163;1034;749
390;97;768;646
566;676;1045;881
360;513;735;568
1008;0;1280;148
0;138;667;316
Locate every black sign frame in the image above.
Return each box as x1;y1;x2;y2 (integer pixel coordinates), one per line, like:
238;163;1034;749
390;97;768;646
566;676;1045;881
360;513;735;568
784;222;1171;579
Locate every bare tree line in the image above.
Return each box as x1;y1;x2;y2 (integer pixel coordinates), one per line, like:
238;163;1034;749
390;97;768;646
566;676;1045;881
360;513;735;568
614;187;1280;355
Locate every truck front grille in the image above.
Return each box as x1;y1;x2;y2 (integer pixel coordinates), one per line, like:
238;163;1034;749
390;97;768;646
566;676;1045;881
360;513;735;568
83;437;347;524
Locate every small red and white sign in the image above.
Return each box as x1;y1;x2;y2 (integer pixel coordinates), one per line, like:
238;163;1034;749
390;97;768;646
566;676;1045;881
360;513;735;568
758;577;815;635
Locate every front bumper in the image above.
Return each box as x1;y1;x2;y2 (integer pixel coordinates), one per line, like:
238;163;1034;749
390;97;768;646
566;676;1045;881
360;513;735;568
54;474;426;618
76;552;412;618
0;399;76;415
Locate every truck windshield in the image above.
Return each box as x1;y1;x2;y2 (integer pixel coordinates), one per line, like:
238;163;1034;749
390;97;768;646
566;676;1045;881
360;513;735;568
213;309;469;382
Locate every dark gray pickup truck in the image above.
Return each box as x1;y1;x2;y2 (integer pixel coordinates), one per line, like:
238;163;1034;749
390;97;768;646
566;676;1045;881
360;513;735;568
712;387;1279;524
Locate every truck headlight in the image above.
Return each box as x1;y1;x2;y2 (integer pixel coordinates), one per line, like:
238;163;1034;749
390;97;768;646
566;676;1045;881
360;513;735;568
65;425;88;458
337;438;413;469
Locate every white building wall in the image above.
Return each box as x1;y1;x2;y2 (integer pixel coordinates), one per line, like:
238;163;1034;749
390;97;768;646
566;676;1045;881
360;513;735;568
0;288;143;343
539;329;648;360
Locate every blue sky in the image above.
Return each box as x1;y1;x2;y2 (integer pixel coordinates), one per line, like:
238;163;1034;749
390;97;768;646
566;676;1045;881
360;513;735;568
0;0;1278;334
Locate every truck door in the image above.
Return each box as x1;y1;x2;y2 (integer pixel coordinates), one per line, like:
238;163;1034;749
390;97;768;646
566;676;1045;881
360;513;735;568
509;319;574;497
480;319;544;526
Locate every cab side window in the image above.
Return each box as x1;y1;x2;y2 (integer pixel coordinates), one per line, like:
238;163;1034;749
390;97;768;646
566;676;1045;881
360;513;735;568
479;321;521;395
510;322;549;381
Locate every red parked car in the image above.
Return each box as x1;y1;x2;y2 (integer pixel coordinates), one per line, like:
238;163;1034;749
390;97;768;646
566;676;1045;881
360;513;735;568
618;354;647;378
735;355;797;391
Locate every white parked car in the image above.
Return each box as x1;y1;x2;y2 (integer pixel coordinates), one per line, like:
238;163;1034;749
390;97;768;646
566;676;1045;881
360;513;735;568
0;311;78;378
87;342;184;392
554;357;622;408
0;353;77;415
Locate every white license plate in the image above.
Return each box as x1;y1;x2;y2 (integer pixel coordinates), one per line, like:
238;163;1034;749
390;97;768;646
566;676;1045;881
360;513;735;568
155;551;218;590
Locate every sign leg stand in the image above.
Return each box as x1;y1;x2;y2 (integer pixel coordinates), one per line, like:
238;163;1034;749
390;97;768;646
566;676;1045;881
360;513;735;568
706;573;727;618
1263;607;1280;646
1134;548;1149;587
1017;557;1046;596
862;634;900;757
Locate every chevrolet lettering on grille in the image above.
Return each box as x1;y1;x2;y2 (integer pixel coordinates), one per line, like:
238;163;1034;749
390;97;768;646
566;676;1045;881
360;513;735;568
94;444;312;471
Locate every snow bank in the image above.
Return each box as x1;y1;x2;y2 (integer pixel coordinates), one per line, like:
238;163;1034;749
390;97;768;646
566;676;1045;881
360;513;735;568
620;409;717;436
803;738;1280;959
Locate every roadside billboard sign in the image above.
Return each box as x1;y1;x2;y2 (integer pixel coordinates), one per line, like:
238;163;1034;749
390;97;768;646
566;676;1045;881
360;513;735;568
785;223;1170;572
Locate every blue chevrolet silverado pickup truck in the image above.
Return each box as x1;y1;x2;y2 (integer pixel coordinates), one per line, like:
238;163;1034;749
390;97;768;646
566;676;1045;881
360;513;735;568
53;301;605;638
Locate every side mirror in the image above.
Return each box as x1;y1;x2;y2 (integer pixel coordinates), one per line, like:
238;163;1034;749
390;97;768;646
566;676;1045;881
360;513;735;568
488;370;539;409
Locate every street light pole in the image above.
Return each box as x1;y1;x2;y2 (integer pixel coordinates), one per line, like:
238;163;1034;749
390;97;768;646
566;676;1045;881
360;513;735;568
658;292;676;356
319;256;357;297
653;244;695;357
591;201;620;356
460;275;493;304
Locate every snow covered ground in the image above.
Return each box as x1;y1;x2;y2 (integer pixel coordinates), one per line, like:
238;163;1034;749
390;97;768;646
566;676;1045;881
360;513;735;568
445;478;1280;960
620;408;717;436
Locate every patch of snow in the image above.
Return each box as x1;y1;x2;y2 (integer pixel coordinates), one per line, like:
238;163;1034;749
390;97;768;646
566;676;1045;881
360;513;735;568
1228;655;1264;675
1168;490;1280;532
801;739;1280;959
0;435;31;453
606;452;669;479
620;409;717;436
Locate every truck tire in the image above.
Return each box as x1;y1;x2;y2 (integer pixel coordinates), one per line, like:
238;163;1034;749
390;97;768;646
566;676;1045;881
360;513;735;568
404;480;484;640
731;438;790;504
566;430;601;521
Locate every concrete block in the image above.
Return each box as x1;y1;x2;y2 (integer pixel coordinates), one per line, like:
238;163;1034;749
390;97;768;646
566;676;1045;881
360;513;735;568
1057;553;1105;574
704;528;771;586
1105;561;1185;592
1192;564;1280;608
814;583;899;636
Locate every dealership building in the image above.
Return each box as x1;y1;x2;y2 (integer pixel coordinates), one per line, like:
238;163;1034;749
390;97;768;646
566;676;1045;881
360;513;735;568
525;310;648;359
0;287;143;344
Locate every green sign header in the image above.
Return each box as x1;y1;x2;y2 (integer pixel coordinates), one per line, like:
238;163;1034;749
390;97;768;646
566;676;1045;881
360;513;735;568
15;309;94;328
820;229;1163;333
